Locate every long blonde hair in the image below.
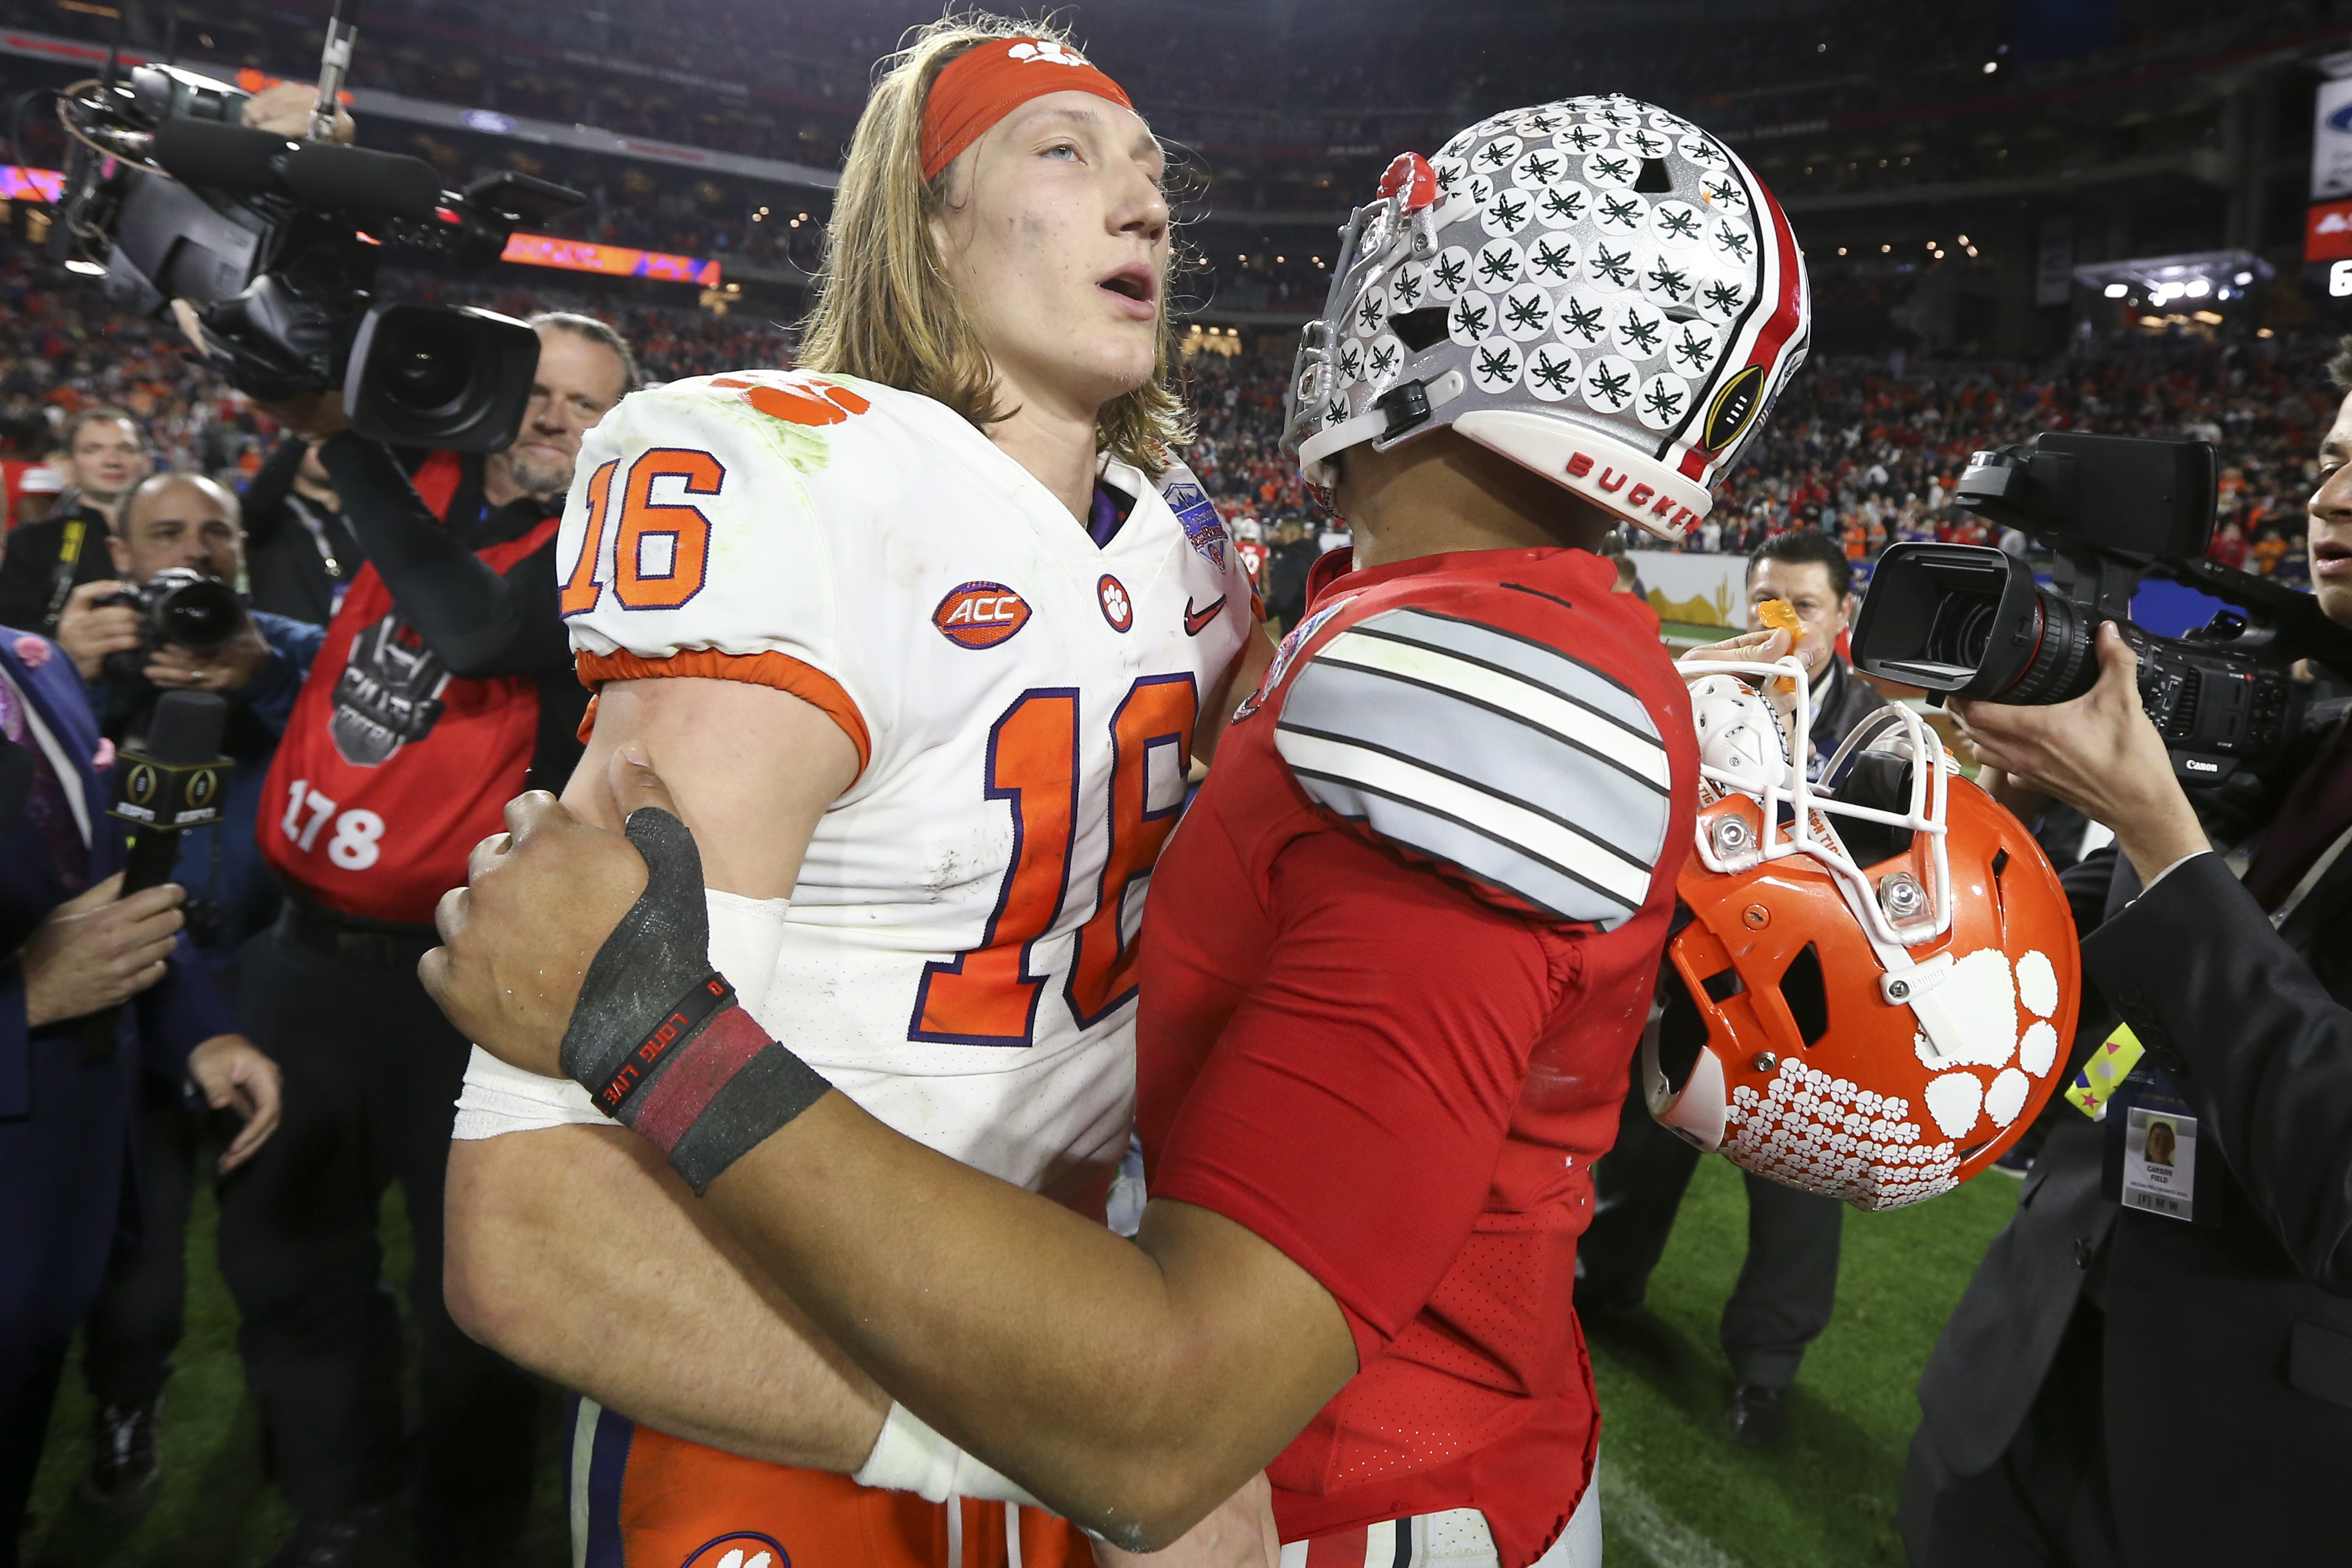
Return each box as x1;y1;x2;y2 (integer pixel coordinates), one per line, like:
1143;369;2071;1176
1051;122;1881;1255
796;13;1191;474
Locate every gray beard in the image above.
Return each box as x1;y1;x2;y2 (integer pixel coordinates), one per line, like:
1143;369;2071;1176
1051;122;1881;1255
503;449;574;501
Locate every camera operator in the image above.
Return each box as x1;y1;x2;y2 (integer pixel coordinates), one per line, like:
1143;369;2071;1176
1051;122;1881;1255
0;409;152;634
0;619;280;1561
205;312;634;1568
46;471;323;1504
1579;528;1892;1447
1900;348;2352;1565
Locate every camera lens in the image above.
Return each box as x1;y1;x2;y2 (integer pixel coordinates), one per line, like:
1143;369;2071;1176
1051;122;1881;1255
1924;596;2002;668
153;576;246;653
1984;588;2099;705
378;313;477;416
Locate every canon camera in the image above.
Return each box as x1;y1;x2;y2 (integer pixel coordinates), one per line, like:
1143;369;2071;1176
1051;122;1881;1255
1851;432;2352;784
39;13;581;451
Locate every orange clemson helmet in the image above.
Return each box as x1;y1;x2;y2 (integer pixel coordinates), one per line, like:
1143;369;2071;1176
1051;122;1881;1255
1644;658;2080;1210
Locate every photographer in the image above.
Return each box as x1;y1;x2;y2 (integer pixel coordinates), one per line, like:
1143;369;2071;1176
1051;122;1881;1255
0;621;280;1561
0;409;152;634
47;471;322;1504
1900;354;2352;1564
209;312;633;1568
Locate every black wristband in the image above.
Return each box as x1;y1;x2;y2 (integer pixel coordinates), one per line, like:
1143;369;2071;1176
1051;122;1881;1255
586;970;735;1123
561;807;832;1193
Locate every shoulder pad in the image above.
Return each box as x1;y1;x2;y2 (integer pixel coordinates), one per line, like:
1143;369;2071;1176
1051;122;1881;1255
1274;604;1673;928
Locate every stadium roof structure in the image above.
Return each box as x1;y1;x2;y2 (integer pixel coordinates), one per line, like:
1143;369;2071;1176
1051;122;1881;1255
2070;249;2274;307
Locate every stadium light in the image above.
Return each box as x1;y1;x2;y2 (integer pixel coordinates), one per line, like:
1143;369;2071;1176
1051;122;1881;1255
2074;250;2270;309
1983;60;1998;73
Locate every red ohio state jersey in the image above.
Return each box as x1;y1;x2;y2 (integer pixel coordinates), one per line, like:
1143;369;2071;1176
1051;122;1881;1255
1137;546;1697;1567
262;519;558;923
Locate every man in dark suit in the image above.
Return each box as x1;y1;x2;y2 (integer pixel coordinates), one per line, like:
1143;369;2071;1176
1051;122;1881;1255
1901;350;2352;1565
0;626;280;1562
1577;527;1893;1446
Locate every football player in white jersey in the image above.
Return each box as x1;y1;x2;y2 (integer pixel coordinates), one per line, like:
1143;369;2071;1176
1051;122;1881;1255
441;17;1270;1568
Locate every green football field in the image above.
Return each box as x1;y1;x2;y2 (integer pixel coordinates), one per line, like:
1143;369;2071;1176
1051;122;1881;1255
25;1158;2018;1568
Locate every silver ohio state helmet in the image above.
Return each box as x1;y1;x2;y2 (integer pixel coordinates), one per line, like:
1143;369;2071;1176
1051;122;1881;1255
1285;95;1812;541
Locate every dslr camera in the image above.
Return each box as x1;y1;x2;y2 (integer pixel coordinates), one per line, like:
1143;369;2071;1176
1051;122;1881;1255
93;567;247;683
1852;432;2352;784
41;13;581;451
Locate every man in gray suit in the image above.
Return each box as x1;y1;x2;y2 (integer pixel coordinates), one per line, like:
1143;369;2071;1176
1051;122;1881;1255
1903;347;2352;1565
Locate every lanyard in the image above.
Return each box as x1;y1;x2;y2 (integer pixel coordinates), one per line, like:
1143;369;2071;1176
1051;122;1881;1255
2222;819;2352;930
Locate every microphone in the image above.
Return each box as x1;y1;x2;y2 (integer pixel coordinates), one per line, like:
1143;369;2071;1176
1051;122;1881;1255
77;690;233;1059
150;118;444;218
116;690;233;895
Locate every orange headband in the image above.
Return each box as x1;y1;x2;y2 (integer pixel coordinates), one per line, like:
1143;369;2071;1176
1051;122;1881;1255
919;38;1134;183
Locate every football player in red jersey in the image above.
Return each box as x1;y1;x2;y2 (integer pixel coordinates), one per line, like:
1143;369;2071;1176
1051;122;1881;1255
430;97;1810;1568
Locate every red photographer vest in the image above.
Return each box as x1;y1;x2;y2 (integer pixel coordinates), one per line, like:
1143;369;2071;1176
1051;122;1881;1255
261;452;560;924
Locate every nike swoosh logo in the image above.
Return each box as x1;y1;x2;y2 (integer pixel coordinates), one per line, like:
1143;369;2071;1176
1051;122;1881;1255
1183;595;1227;636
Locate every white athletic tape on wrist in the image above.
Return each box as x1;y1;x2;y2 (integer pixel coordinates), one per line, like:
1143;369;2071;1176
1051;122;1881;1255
853;1402;1041;1507
449;890;790;1142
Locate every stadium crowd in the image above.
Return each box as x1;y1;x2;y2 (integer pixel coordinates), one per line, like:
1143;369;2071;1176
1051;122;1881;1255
5;231;2330;599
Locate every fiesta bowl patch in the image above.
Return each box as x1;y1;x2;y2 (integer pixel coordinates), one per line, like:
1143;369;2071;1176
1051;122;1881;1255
1161;477;1229;568
934;581;1031;649
678;1533;786;1568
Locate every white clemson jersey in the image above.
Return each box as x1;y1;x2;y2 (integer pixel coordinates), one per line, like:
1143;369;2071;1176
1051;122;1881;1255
557;369;1255;1203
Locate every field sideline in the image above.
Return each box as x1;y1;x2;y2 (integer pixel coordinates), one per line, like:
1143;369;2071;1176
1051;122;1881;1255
27;1155;2017;1567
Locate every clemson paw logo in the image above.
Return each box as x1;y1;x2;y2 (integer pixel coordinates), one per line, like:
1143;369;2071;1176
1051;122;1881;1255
1007;39;1088;67
1097;573;1134;633
679;1533;786;1568
711;373;871;428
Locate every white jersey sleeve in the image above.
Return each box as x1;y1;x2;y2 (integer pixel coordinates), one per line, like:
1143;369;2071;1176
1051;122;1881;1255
557;369;903;774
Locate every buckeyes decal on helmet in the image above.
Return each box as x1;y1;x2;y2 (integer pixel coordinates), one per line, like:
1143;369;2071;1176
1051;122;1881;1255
1647;660;2081;1210
1284;93;1811;539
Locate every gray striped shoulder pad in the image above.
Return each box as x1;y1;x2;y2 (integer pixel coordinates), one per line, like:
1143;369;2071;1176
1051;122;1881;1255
1274;605;1673;929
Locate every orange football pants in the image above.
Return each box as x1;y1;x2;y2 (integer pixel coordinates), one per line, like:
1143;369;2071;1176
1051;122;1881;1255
568;1397;1097;1568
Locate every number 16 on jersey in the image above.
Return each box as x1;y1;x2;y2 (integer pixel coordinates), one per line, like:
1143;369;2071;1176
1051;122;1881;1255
909;675;1198;1048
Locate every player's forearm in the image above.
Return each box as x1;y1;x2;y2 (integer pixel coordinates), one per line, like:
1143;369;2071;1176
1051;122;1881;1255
443;1123;889;1469
702;1093;1345;1548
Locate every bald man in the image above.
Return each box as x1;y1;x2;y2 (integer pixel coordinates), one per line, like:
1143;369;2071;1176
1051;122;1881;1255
52;472;327;1506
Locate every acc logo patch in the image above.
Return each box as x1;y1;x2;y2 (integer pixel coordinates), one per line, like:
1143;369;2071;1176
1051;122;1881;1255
678;1533;786;1568
1701;362;1765;452
1161;477;1229;568
1097;574;1134;633
934;581;1032;649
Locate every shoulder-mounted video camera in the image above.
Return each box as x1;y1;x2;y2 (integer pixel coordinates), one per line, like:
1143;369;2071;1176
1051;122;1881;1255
39;1;582;451
1851;432;2352;784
